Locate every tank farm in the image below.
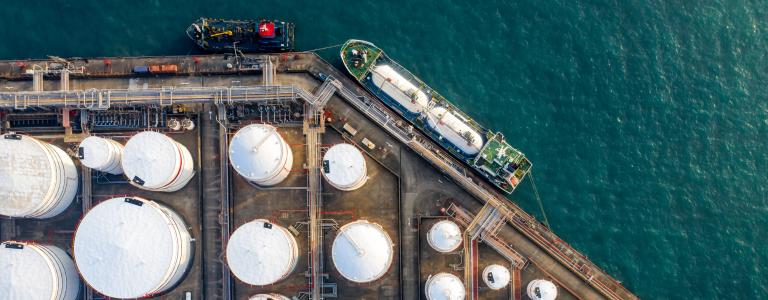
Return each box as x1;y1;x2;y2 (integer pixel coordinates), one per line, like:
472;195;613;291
0;52;638;300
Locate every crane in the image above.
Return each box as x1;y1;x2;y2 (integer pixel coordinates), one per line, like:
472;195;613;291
209;30;233;38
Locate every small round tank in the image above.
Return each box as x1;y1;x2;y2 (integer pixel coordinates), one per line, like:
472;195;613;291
332;220;394;283
122;131;195;192
424;272;465;300
482;264;510;290
78;136;124;175
249;294;290;300
322;143;368;191
226;219;299;286
0;133;78;219
427;220;462;253
0;241;80;300
527;279;558;300
74;197;193;299
229;124;293;186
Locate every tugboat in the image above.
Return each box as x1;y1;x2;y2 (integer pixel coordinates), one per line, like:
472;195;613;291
186;18;295;53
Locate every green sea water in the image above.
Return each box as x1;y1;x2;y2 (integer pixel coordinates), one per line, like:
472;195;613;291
1;1;766;299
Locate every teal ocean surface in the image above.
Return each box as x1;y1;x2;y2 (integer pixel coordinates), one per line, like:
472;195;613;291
1;1;766;299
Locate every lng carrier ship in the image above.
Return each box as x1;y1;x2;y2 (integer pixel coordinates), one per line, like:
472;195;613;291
340;39;531;193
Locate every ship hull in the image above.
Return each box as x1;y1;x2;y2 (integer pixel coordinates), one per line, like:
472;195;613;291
187;18;294;53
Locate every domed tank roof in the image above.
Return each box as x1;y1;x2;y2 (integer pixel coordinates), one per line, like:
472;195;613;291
427;220;462;253
249;294;290;300
424;272;465;300
227;219;299;286
482;264;510;290
229;124;293;185
0;241;80;300
332;220;394;283
79;136;123;174
122;131;194;191
74;197;193;299
0;133;78;218
322;143;367;191
527;279;558;300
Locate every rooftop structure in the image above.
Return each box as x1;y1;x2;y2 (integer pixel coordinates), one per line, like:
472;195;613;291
229;124;293;186
332;220;394;283
0;241;80;300
0;133;78;218
482;264;510;290
321;143;368;191
249;294;290;300
527;279;559;300
226;219;298;286
427;220;463;253
424;272;466;300
74;197;193;299
78;136;124;175
122;131;195;192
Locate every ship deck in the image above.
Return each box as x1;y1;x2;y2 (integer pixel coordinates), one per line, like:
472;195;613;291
0;53;636;300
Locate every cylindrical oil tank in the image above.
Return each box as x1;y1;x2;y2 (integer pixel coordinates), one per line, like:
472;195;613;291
227;219;299;286
0;133;78;219
122;131;195;192
322;143;368;191
249;294;290;300
427;220;462;253
527;279;558;300
332;220;394;283
482;264;511;290
426;106;484;156
0;241;80;300
229;124;293;186
370;65;429;114
74;197;193;299
424;272;466;300
78;136;124;175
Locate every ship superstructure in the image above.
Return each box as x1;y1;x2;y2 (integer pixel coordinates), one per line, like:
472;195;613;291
340;39;531;193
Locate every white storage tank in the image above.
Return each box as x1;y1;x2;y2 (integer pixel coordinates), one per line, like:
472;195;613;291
74;197;193;299
527;279;558;300
0;133;78;219
427;220;462;253
426;106;484;156
249;294;290;300
0;241;80;300
332;220;394;283
424;272;466;300
322;143;368;191
122;131;195;192
226;219;299;286
78;136;124;175
482;264;510;290
370;65;429;114
229;124;293;186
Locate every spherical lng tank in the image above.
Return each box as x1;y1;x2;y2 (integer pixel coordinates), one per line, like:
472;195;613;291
249;294;290;300
426;106;484;156
322;143;368;191
78;136;124;175
527;279;558;300
427;220;462;253
0;241;80;300
482;264;511;290
229;124;293;186
370;65;429;114
332;220;394;283
74;197;193;299
424;272;466;300
122;131;195;192
0;133;78;219
226;219;299;286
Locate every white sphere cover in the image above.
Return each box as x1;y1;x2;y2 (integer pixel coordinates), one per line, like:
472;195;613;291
527;279;558;300
332;220;394;283
482;264;510;290
427;220;462;253
227;219;299;286
425;272;466;300
0;241;80;300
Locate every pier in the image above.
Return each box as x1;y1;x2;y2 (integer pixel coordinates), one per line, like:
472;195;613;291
0;53;637;300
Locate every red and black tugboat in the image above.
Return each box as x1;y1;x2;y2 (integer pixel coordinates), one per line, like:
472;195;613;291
186;18;295;53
